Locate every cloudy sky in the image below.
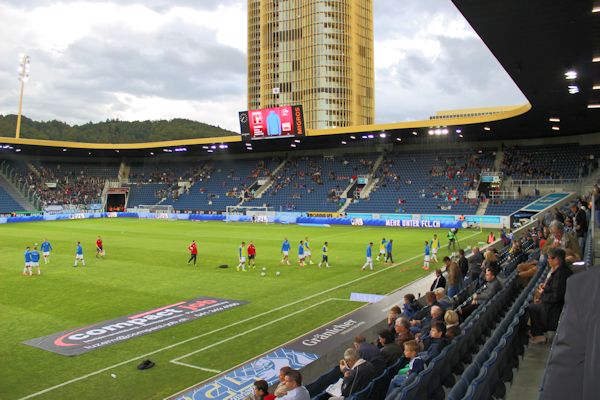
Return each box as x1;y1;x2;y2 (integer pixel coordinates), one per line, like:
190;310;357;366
0;0;527;132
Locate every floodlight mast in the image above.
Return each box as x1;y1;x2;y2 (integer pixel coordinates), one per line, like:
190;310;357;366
16;54;30;139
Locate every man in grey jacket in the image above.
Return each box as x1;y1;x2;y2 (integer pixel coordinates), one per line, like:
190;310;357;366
539;266;600;399
468;247;484;282
458;268;503;319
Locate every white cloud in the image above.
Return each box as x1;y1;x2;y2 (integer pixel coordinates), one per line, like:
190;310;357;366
0;0;526;131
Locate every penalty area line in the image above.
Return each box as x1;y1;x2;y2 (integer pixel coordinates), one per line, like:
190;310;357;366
18;230;481;400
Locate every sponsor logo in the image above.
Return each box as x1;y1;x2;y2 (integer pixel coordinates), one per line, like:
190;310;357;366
301;319;363;346
172;348;318;400
293;106;304;135
385;219;442;228
351;218;364;226
24;297;247;356
69;213;86;220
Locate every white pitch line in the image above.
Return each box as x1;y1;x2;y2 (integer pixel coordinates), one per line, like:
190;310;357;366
171;298;352;364
170;361;222;374
18;230;481;400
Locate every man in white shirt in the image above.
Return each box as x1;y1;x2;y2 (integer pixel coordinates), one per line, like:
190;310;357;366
280;370;310;400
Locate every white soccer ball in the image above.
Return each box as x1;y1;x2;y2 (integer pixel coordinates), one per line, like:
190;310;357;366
276;271;281;276
260;272;266;277
110;373;117;379
34;243;38;246
262;267;267;271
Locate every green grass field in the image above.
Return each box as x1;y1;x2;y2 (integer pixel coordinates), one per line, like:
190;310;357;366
0;219;486;400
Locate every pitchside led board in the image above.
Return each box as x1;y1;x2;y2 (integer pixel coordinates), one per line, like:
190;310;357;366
239;105;305;141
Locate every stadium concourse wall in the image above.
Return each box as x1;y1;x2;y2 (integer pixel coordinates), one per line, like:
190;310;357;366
0;210;510;229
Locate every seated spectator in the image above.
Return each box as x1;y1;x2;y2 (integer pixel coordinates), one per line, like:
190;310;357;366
353;335;380;363
411;291;438;321
387;305;402;334
467;247;484;282
280;370;309;400
481;249;500;276
378;329;404;366
528;248;573;344
517;258;539;286
394;317;415;347
274;366;291;398
330;348;375;400
410;305;444;338
542;220;581;263
420;321;449;360
446;261;462;298
434;287;454;310
458;268;503;320
402;293;421;319
444;310;461;339
387;340;425;392
245;380;276;400
430;268;446;291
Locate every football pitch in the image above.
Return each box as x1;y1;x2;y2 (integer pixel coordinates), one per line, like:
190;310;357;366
0;219;486;400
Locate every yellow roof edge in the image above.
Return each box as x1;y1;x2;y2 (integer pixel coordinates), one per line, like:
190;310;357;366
0;103;530;148
0;135;242;150
306;103;531;136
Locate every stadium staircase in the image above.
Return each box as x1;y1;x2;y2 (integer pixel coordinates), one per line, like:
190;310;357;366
0;162;37;211
475;200;488;215
118;161;130;183
0;175;30;212
337;198;352;213
248;158;288;200
493;148;504;171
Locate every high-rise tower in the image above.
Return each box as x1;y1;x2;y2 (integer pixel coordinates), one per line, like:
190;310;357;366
248;0;375;130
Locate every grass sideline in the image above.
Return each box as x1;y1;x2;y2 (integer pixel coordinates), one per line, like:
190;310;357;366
0;219;485;400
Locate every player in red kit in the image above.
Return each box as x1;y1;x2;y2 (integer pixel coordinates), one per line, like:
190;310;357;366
187;240;198;266
247;241;256;269
96;235;105;258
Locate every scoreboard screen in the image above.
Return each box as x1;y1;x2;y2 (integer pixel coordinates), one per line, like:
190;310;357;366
239;105;305;140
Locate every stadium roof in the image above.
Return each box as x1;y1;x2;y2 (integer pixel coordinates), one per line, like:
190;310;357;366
0;0;598;155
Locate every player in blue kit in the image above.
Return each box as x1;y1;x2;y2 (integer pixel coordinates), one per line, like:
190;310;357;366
23;246;32;276
423;241;431;270
40;239;53;264
74;241;86;267
361;242;374;271
30;246;41;275
318;241;330;268
280;237;291;265
298;240;305;267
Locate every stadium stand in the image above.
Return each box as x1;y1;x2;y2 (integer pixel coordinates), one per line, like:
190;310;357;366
163;158;280;211
301;217;593;400
346;149;494;214
0;186;25;214
484;196;539;215
244;154;378;212
502;144;600;181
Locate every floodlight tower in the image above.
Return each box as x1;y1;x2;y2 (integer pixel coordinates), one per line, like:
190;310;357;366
16;54;31;139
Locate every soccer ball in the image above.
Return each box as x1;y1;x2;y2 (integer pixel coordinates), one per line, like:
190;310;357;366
276;271;281;276
34;243;38;246
260;272;266;277
262;267;267;272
